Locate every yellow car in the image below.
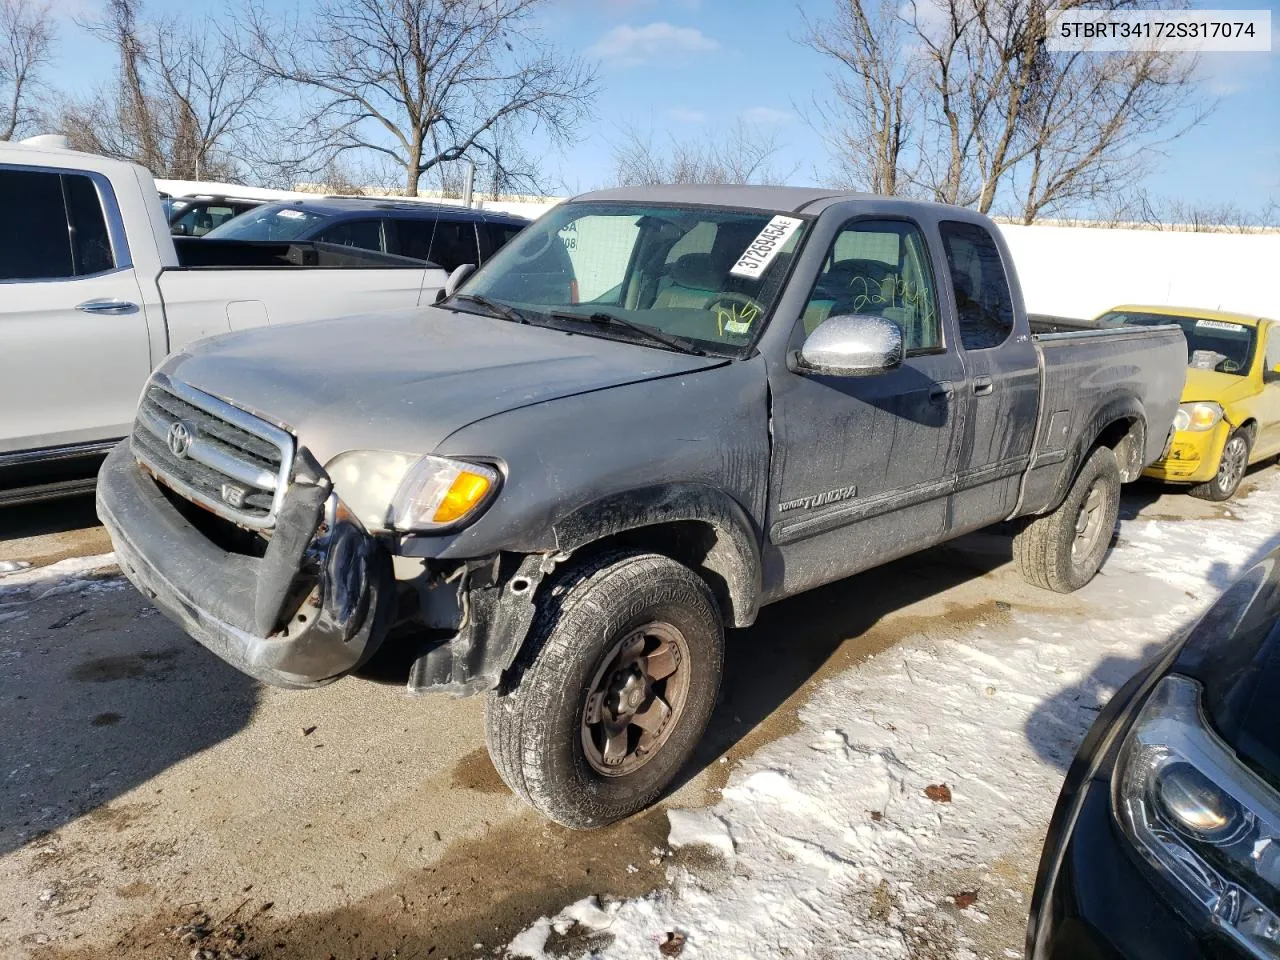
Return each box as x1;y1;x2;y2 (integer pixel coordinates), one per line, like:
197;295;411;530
1097;305;1280;501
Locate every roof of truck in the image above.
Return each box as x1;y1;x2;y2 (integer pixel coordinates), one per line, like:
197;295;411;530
568;185;1006;225
572;184;864;213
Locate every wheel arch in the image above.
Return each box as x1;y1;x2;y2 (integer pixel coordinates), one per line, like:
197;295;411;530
1045;398;1147;511
551;483;764;629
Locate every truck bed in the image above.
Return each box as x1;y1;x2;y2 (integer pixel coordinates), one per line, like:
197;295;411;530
1016;325;1187;516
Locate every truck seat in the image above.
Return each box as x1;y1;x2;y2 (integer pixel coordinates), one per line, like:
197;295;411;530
653;253;722;310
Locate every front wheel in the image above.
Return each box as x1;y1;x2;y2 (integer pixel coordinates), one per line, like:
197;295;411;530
1190;430;1250;502
1014;446;1121;593
484;551;724;829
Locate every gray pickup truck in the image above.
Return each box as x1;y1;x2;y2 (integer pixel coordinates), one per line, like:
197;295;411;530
97;186;1186;828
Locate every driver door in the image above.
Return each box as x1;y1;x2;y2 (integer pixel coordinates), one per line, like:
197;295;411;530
765;217;969;597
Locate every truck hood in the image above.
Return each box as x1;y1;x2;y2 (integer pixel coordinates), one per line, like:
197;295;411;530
1181;366;1257;406
163;307;726;464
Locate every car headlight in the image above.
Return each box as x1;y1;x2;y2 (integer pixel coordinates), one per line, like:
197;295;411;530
1115;675;1280;957
325;451;500;533
1173;402;1225;432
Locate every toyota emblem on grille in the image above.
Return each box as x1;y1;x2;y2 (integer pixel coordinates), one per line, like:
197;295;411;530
167;420;196;459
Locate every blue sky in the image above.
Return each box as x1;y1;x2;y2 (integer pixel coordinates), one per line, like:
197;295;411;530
46;0;1279;211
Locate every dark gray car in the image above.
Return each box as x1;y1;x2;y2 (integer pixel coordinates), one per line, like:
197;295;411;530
205;196;529;273
96;185;1187;828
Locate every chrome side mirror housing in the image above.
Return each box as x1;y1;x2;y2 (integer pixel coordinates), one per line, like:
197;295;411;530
791;314;905;378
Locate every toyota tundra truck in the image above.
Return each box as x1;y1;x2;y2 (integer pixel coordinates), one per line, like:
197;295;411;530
96;186;1187;828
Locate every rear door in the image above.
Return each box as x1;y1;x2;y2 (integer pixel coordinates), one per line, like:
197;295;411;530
766;216;970;596
0;165;151;454
938;219;1040;533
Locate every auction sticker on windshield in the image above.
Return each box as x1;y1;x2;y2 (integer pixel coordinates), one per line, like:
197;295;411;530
1197;319;1248;333
730;216;803;279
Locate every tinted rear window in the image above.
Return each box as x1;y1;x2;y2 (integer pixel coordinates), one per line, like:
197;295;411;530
395;218;436;262
428;219;479;272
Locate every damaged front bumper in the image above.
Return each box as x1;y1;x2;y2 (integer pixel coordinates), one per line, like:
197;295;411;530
97;442;393;689
97;442;547;695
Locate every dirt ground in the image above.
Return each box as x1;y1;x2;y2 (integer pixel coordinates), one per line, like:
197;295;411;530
0;476;1260;960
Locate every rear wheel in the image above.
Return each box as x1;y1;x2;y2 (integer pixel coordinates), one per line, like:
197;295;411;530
1190;430;1250;502
1014;446;1121;593
484;551;724;829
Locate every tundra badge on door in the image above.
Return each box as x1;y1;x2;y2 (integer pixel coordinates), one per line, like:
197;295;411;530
779;484;858;513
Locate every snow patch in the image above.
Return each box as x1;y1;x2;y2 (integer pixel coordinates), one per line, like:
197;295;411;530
0;553;120;603
666;809;735;860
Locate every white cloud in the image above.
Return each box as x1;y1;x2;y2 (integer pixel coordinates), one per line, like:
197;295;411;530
739;106;794;124
587;22;719;68
667;106;707;123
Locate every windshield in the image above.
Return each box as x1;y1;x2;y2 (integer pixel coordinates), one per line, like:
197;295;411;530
1100;310;1257;375
206;204;329;242
459;201;811;354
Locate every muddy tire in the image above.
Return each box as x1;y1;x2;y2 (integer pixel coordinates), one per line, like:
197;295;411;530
484;551;724;829
1190;429;1250;502
1014;446;1121;593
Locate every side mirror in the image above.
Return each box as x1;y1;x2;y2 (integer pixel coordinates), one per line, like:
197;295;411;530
790;314;904;378
443;263;476;299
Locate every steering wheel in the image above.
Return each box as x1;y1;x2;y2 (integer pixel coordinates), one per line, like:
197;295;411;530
707;293;766;337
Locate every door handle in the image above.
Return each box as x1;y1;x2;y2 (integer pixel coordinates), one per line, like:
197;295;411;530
972;376;994;397
76;298;139;316
929;381;954;404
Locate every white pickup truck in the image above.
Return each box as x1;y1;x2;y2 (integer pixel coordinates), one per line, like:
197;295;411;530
0;142;452;506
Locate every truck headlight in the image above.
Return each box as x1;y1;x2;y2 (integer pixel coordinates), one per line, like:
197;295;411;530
325;451;500;533
1115;675;1280;958
1173;402;1225;432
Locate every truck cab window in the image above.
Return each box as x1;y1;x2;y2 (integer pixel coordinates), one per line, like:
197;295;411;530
939;220;1014;351
802;219;940;352
0;169;113;281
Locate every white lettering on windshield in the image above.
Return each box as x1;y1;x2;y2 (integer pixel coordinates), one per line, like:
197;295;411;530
729;216;803;280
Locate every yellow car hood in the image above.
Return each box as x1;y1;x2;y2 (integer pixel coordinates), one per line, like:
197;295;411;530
1181;367;1256;406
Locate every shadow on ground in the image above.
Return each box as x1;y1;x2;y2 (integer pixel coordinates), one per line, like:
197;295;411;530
0;573;259;856
0;494;101;540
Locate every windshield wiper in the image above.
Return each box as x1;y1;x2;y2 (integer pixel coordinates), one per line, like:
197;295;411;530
548;310;706;356
447;293;530;324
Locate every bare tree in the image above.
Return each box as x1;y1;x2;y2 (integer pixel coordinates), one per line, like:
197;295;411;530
61;0;271;181
809;0;1209;220
613;122;790;187
0;0;56;140
801;0;918;195
239;0;598;197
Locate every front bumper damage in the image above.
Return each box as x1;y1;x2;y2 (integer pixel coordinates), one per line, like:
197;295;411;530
97;442;546;694
1142;420;1230;484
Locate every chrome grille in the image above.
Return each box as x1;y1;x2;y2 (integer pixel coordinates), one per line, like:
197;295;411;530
132;375;294;529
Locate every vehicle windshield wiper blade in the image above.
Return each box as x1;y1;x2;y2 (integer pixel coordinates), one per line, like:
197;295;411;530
548;310;706;356
447;293;530;324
